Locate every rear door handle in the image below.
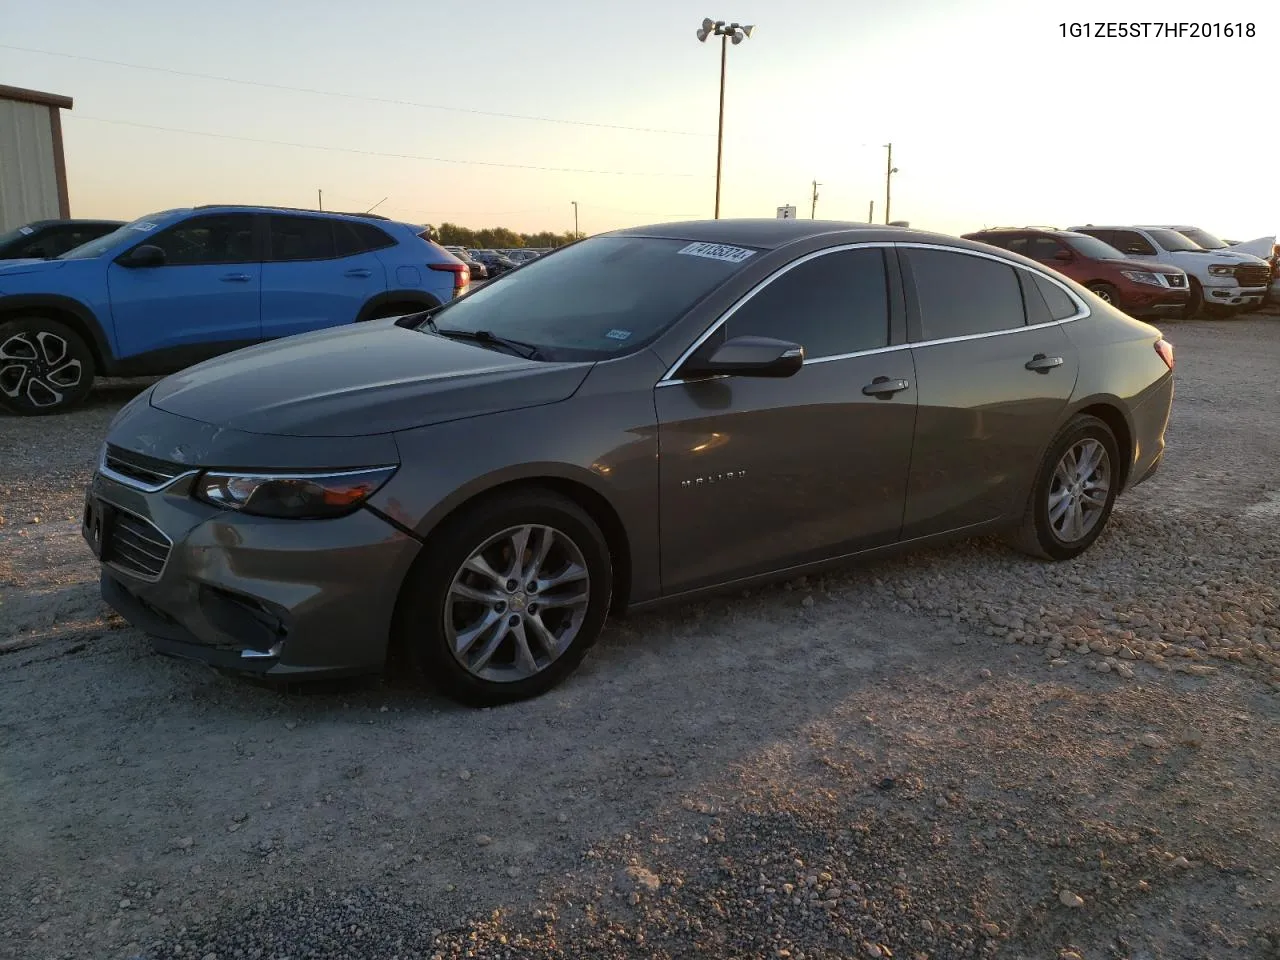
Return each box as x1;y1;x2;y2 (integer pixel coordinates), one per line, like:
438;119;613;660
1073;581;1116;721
344;268;373;279
862;376;910;397
220;273;251;283
1025;354;1064;373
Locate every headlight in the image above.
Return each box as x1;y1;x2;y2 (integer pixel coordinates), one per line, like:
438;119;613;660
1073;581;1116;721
1119;270;1162;287
1208;264;1236;277
195;466;397;519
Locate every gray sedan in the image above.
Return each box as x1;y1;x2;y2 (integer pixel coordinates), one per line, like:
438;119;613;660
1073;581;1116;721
85;220;1175;705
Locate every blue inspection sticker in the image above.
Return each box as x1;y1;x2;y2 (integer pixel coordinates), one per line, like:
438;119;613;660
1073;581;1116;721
605;329;633;341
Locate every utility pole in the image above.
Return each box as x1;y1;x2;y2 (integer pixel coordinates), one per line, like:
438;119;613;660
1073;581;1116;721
810;179;821;219
571;201;579;237
317;189;323;211
883;143;898;225
867;200;874;223
696;20;754;219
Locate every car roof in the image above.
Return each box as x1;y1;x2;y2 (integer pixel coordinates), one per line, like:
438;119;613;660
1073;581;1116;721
610;218;965;251
966;227;1091;238
192;204;395;223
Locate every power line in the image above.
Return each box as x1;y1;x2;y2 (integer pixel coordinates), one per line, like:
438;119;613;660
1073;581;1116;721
1;43;711;138
68;115;704;178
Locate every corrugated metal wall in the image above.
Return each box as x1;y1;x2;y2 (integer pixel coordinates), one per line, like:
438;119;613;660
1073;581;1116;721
0;99;60;231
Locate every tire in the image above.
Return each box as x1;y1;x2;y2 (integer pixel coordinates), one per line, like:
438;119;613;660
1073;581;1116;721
393;488;613;706
1010;414;1120;562
0;316;96;415
1087;282;1121;309
1183;278;1204;319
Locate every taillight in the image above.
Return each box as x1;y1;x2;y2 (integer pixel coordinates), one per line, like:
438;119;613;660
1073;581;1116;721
429;262;470;295
1154;339;1174;371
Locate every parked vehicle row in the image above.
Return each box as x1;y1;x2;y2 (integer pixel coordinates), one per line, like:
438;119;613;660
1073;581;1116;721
0;205;471;414
964;223;1273;320
83;219;1175;704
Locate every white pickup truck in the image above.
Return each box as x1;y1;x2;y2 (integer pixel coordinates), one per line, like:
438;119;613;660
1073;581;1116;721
1069;224;1271;317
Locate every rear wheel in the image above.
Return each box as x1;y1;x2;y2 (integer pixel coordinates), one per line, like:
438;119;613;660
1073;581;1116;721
0;316;95;415
393;489;613;706
1011;414;1120;561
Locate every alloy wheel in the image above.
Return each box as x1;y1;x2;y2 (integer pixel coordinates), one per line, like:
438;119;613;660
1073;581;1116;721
445;524;591;683
0;331;83;408
1047;438;1111;543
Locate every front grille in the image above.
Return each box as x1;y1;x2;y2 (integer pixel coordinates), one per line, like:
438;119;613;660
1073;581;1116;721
103;444;188;489
104;511;172;580
1165;273;1186;288
1236;265;1270;287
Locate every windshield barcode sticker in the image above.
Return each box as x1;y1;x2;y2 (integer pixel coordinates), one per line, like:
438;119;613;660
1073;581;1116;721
605;329;632;341
130;222;158;232
18;226;34;235
677;242;757;264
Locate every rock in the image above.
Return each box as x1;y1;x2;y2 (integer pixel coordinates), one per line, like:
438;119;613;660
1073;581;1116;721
1059;889;1084;908
979;668;993;679
616;866;660;893
1169;855;1193;869
801;595;815;608
475;834;493;846
1179;729;1205;747
556;812;569;824
119;898;132;909
459;770;472;781
981;922;1001;936
1140;733;1167;749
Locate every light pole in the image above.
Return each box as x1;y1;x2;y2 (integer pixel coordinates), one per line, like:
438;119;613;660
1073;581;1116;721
571;201;579;237
883;143;899;225
696;18;754;219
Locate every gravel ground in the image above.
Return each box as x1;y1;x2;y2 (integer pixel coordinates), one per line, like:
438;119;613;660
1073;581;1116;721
2;313;1279;960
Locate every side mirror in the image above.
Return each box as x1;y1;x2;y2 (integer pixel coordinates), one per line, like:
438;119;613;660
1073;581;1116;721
681;335;804;379
119;244;166;268
1054;249;1073;262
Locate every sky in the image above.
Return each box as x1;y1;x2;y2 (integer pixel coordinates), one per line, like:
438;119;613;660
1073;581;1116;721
1;0;1275;240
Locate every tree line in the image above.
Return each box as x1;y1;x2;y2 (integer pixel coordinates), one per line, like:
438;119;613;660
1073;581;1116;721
432;222;582;250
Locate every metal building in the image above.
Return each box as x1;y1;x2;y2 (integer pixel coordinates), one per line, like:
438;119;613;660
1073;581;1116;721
0;84;74;231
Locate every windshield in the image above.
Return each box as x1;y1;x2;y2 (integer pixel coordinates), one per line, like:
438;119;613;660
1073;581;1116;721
0;225;37;248
1174;227;1228;250
1146;228;1204;253
58;214;172;260
1063;234;1127;260
421;235;759;360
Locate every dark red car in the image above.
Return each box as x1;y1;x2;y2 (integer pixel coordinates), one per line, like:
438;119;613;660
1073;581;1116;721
963;228;1190;318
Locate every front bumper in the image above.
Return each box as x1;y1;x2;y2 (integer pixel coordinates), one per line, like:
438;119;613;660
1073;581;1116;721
84;468;422;680
1203;282;1268;307
1122;287;1189;317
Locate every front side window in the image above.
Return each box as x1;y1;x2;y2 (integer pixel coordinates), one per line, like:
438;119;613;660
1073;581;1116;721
423;236;756;361
1149;227;1208;252
1110;231;1159;256
1026;237;1066;261
269;215;335;261
147;214;257;265
725;247;889;358
1175;227;1228;250
906;248;1026;340
1064;234;1126;260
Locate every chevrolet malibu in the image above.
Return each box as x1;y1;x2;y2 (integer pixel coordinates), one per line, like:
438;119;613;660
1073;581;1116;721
85;220;1175;705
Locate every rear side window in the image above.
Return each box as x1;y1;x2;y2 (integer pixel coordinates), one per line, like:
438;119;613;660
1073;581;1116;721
906;249;1026;340
336;221;396;256
726;247;890;358
1026;237;1065;261
1033;274;1079;320
269;215;336;261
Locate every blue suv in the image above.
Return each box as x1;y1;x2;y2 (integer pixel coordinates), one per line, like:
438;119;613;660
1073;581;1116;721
0;205;469;415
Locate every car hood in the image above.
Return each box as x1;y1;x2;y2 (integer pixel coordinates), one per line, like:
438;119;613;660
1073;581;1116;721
1229;235;1275;259
149;318;594;437
1172;248;1268;265
0;258;70;277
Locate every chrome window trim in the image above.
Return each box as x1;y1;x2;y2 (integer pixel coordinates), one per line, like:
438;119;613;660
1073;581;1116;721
656;240;1091;387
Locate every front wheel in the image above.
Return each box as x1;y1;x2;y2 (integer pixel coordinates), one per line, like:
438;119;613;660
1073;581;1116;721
1010;414;1120;561
1183;279;1205;319
393;489;613;706
0;316;96;415
1087;282;1121;308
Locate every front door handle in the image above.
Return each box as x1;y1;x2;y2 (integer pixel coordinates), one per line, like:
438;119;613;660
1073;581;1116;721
220;273;251;283
1025;354;1064;373
862;376;910;397
344;268;373;279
